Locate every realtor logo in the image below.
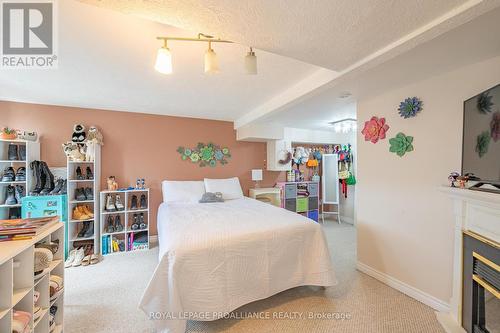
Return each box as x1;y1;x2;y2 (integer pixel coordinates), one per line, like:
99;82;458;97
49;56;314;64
1;0;58;68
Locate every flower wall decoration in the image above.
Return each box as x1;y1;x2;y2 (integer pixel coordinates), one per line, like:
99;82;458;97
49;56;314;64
475;131;491;158
491;112;500;142
477;91;494;114
177;143;231;167
361;116;389;143
398;97;423;118
389;133;414;157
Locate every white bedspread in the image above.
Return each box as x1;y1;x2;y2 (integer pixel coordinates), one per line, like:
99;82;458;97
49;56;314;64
139;197;336;333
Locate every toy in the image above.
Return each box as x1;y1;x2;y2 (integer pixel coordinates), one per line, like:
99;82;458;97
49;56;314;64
293;146;310;165
107;176;119;191
72;124;86;143
448;172;460;187
87;126;104;145
62;142;85;161
85;140;96;162
457;175;469;189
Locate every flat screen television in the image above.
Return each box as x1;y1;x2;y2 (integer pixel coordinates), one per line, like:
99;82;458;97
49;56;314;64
462;83;500;192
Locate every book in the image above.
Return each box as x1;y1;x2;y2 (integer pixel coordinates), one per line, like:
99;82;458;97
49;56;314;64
0;217;59;238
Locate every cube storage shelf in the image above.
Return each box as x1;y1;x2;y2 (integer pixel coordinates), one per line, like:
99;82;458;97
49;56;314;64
66;144;101;255
276;181;320;222
0;222;64;333
99;188;150;256
0;139;40;220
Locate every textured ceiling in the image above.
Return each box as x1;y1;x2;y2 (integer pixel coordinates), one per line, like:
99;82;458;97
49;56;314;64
0;0;325;121
78;0;471;71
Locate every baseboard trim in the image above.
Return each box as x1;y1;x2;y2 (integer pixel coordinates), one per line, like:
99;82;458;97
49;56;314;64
356;261;450;312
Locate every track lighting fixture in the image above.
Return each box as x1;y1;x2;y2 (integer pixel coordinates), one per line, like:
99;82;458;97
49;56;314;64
329;118;357;133
155;33;258;75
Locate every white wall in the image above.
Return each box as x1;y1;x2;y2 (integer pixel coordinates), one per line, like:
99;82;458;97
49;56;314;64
356;56;500;305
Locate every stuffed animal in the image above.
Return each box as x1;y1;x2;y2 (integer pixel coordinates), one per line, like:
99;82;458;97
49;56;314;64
293;146;310;165
72;124;86;143
62;142;85;161
107;176;118;191
85;140;96;162
87;126;104;145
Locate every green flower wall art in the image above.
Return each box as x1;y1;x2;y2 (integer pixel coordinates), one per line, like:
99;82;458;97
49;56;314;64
389;133;414;157
177;143;231;167
475;131;490;158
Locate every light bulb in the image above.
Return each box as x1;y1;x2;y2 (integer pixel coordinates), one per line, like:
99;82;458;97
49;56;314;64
204;44;219;74
155;46;172;74
245;47;257;75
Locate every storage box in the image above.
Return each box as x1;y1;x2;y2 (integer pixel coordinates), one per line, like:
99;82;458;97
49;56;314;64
308;209;319;222
296;197;309;212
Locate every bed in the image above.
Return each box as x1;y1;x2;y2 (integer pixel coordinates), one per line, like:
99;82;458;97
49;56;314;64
139;180;336;333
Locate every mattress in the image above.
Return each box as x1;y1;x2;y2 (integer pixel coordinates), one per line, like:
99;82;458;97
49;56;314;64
139;197;336;333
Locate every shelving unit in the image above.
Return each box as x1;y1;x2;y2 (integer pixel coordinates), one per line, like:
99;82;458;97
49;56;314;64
99;188;150;256
66;144;101;255
276;181;320;222
0;139;40;220
0;222;64;333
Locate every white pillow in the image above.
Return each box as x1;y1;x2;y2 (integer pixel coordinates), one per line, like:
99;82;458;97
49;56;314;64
162;180;206;203
204;177;243;200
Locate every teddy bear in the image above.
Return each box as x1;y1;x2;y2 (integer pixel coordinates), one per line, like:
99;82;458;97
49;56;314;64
72;124;86;143
62;142;85;162
87;126;104;145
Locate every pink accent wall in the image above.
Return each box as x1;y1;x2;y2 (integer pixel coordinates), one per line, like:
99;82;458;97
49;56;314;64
1;101;284;234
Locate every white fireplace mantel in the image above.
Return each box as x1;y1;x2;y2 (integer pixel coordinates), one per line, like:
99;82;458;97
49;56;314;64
437;186;500;333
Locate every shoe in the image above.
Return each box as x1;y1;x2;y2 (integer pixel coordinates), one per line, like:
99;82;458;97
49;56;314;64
1;167;15;182
4;185;16;205
7;144;18;161
82;205;94;218
131;214;139;230
72;206;89;220
72;248;85;267
83;221;94;238
77;221;90;238
65;249;77;268
139;213;147;230
15;167;26;181
19;145;26;161
75;188;86;201
8;207;21;219
139;194;147;209
29;161;43;195
49;178;64;195
105;195;115;212
114;215;123;232
39;162;55;195
115;195;124;211
58;179;67;195
76;166;84;180
86;167;93;180
106;215;115;233
130;195;138;210
84;187;93;200
14;185;24;204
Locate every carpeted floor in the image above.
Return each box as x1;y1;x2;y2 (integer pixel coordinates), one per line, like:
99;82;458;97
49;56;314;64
65;222;445;333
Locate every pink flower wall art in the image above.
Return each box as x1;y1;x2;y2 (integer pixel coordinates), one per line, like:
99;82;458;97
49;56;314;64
361;116;390;143
491;112;500;142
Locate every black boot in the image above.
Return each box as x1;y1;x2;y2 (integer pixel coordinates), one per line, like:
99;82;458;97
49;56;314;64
140;194;147;209
8;144;18;161
29;161;43;195
39;162;54;195
86;167;93;180
77;221;89;238
130;195;138;210
76;166;83;180
49;178;64;195
58;180;67;195
19;145;26;161
4;185;16;205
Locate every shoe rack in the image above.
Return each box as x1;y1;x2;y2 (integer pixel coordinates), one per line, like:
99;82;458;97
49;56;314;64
66;144;101;255
0;223;64;333
99;188;150;256
0;139;40;220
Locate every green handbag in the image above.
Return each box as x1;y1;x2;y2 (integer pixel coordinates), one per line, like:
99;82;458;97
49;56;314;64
346;164;356;185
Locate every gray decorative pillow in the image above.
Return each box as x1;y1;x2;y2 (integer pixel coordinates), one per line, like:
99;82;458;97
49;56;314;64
199;192;224;203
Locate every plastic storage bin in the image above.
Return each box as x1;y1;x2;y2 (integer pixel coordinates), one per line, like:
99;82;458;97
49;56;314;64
296;197;309;212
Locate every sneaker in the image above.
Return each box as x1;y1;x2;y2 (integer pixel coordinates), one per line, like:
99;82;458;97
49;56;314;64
19;145;26;161
75;188;86;201
72;248;85;267
130;195;138;210
14;185;24;204
1;167;15;182
15;167;26;181
115;195;124;211
140;194;147;209
105;195;115;212
84;187;94;200
7;144;18;161
139;213;147;230
64;249;77;268
4;185;16;205
131;214;139;230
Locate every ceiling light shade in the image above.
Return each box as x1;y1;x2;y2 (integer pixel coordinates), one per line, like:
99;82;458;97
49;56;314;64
155;46;172;74
329;118;357;134
245;47;257;75
204;44;219;74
